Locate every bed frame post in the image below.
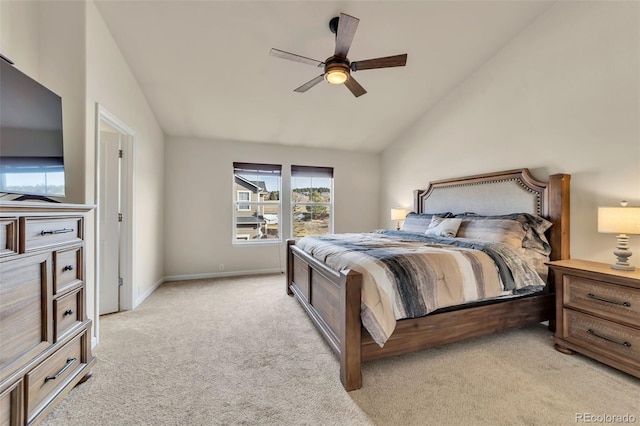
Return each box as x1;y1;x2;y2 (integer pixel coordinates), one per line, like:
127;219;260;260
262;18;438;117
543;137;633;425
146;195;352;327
547;173;571;262
286;240;295;296
339;269;362;391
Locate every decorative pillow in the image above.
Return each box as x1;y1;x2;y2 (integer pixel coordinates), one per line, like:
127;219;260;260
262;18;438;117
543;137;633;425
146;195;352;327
456;218;527;249
402;212;452;234
455;213;552;255
425;217;462;238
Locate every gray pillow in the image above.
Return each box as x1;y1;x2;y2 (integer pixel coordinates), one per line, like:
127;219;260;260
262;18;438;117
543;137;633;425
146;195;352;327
454;213;552;255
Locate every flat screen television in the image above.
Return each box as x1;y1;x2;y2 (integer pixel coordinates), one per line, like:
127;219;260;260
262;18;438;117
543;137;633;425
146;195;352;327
0;59;65;199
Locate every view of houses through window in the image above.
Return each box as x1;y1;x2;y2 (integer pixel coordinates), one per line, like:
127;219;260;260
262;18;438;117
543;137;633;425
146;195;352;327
232;163;333;243
233;162;281;242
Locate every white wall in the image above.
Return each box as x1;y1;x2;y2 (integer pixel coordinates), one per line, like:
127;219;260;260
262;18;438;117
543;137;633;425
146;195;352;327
85;1;165;308
164;137;379;279
381;1;640;265
0;1;39;77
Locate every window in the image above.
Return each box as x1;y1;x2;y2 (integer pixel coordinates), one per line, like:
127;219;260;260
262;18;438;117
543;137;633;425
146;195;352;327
233;162;281;243
236;191;250;211
291;165;333;238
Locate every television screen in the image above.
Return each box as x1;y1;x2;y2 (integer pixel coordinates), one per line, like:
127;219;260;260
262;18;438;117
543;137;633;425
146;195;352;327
0;59;65;198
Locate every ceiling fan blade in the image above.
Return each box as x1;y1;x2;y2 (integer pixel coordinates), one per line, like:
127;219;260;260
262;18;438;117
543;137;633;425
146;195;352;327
334;13;359;58
351;54;408;71
344;76;367;98
294;75;325;93
270;48;323;67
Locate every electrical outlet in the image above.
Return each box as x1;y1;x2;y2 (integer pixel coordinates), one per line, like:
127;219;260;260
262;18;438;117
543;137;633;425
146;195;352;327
219;264;224;272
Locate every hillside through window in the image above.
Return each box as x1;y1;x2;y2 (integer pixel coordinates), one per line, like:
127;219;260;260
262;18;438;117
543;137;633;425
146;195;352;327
291;165;333;238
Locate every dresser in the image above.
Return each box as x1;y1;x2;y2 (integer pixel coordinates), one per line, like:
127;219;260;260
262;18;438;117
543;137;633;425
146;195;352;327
547;259;640;379
0;201;95;425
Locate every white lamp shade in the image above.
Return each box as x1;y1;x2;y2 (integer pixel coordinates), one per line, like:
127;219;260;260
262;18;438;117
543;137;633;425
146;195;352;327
598;207;640;234
391;208;408;221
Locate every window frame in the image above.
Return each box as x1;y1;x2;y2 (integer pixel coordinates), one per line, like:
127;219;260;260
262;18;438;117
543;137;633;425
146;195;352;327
291;165;334;238
232;162;282;245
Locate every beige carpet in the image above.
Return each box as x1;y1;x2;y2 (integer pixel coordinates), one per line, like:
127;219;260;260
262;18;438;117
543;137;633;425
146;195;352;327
42;274;639;426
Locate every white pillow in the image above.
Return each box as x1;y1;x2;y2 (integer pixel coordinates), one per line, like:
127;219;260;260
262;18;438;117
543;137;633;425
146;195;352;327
425;217;462;238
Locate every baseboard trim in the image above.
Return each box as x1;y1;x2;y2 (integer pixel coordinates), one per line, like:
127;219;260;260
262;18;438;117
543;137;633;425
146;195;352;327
134;276;165;308
164;268;284;282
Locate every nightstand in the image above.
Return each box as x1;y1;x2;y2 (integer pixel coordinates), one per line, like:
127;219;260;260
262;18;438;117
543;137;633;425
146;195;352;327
547;259;640;379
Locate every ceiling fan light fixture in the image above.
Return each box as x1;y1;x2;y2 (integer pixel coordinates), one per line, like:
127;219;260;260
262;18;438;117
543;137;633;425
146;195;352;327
270;13;407;96
325;69;349;85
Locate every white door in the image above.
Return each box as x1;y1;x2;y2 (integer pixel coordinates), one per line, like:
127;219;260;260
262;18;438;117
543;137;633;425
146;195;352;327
99;129;122;315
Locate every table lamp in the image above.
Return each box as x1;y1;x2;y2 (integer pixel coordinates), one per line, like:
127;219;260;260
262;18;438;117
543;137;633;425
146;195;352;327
391;208;409;231
597;201;640;270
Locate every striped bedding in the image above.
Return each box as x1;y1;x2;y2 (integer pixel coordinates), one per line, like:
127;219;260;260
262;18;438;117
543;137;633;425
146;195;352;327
295;230;546;347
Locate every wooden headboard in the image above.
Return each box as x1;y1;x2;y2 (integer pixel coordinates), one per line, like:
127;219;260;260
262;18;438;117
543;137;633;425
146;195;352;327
414;168;570;261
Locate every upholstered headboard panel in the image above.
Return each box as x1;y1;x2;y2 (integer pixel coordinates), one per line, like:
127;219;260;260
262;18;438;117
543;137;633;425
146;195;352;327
413;168;571;261
416;171;545;216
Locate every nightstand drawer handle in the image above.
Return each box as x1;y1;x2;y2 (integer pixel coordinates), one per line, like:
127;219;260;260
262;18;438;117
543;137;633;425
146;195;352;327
587;329;632;347
586;293;631;308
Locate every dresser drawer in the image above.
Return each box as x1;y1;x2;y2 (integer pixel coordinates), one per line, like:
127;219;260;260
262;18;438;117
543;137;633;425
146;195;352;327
22;217;82;253
564;310;640;368
0;218;18;258
26;330;86;422
54;289;82;342
53;247;82;295
564;275;640;328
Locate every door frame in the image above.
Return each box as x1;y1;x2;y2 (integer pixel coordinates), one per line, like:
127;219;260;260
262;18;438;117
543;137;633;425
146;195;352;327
95;104;135;337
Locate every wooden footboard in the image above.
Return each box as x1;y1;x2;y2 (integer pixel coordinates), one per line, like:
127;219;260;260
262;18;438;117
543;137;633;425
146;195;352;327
287;239;555;391
287;240;363;390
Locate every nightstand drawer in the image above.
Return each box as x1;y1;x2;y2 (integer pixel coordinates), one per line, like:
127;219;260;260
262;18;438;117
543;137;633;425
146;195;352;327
565;310;640;367
564;275;640;328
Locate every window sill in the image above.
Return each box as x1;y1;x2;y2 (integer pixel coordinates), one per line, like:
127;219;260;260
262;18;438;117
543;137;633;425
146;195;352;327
232;239;283;247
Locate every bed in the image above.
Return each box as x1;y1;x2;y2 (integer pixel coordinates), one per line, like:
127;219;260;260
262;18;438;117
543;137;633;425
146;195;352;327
286;168;570;391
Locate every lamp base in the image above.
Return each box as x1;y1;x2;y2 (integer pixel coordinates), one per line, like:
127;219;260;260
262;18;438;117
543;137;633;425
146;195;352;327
611;263;635;271
611;234;635;271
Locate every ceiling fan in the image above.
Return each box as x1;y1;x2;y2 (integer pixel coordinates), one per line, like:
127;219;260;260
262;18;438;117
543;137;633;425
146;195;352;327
270;13;408;98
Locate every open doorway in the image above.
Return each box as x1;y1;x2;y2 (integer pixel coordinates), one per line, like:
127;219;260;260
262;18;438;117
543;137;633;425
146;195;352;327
95;105;134;325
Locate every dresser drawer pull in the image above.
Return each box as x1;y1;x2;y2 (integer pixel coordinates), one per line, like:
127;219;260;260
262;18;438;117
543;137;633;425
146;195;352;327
63;265;75;271
40;228;74;236
587;329;632;347
63;309;75;316
44;357;77;383
586;293;631;308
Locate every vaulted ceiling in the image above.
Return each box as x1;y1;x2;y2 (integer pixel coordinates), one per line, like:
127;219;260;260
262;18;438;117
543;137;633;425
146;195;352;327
94;1;553;152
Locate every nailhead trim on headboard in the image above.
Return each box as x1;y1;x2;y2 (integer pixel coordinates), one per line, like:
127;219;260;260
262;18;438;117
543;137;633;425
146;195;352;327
415;169;548;217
